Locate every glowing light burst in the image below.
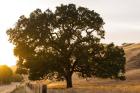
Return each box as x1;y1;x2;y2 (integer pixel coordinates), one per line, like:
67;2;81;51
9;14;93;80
0;33;16;66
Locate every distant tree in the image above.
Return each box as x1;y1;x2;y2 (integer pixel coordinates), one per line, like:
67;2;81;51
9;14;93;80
12;74;23;82
90;43;126;80
0;65;13;84
7;4;126;88
122;43;134;47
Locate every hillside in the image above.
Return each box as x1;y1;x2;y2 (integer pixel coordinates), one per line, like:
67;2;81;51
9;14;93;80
123;43;140;80
124;43;140;70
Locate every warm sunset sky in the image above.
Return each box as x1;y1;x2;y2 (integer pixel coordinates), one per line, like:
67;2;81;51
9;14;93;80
0;0;140;66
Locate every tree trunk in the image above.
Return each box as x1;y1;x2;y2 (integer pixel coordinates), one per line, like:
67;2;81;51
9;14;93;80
66;74;73;88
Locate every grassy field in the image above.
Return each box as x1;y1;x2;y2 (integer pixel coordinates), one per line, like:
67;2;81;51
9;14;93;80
12;82;140;93
47;79;140;93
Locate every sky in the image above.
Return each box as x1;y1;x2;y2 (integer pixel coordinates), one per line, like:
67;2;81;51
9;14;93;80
0;0;140;66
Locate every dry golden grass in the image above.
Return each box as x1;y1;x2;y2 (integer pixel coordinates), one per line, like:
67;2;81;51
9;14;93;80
47;79;140;93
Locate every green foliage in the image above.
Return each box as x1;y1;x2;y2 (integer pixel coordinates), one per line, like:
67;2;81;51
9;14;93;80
90;43;126;79
0;65;23;84
7;4;126;88
12;74;23;82
0;65;13;84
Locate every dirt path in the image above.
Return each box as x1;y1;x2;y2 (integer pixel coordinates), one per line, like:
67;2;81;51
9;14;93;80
0;83;19;93
11;86;25;93
12;85;34;93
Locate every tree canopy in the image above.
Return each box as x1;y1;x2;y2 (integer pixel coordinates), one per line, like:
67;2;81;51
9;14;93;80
7;4;126;88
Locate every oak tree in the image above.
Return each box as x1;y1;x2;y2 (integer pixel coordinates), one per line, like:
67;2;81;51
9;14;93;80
7;4;126;88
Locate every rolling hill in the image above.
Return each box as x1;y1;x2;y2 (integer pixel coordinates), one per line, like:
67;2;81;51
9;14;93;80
123;43;140;80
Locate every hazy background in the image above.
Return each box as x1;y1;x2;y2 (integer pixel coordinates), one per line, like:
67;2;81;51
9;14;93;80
0;0;140;65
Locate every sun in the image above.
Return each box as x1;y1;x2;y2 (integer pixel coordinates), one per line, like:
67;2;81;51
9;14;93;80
0;33;17;66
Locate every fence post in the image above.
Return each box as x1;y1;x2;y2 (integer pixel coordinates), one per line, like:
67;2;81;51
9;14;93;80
42;84;47;93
